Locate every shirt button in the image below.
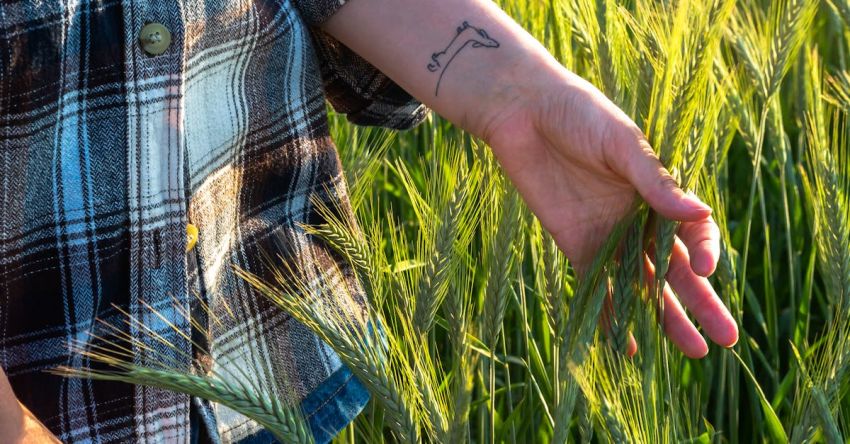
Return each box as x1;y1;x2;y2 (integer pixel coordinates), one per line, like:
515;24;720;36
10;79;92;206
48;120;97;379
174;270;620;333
140;22;171;56
186;223;199;252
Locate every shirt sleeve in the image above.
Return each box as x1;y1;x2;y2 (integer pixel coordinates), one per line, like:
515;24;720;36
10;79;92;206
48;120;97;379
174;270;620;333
293;0;430;130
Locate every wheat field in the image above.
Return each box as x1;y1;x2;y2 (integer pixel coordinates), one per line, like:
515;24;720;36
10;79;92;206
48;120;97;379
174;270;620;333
60;0;850;442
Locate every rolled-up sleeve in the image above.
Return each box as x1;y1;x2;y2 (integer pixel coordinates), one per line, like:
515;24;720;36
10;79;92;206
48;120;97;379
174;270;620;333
293;0;429;129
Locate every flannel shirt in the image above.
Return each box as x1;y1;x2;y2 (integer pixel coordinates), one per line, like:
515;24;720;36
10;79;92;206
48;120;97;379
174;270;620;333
0;0;427;442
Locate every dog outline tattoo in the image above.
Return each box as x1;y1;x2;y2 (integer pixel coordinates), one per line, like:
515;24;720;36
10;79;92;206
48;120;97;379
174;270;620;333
427;21;500;96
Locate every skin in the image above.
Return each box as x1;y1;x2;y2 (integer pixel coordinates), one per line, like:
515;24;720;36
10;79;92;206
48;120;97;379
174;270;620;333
3;0;739;437
0;368;59;442
323;0;739;357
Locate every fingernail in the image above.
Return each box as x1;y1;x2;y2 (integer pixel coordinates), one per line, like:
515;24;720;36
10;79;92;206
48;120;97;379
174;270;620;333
683;193;712;214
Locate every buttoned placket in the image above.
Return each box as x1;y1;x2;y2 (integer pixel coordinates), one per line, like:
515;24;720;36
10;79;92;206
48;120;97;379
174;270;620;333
126;5;202;438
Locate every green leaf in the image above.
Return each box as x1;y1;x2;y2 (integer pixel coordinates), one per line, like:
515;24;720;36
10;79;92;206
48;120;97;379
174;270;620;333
731;350;788;443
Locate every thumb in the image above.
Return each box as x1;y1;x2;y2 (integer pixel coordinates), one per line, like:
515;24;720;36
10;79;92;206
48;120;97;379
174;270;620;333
609;129;711;221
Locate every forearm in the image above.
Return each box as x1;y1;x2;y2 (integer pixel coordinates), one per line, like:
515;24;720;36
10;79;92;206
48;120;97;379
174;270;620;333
0;367;25;437
322;0;570;138
0;367;58;443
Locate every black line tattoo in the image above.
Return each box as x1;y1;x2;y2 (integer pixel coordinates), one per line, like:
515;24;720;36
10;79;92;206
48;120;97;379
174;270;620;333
427;21;500;96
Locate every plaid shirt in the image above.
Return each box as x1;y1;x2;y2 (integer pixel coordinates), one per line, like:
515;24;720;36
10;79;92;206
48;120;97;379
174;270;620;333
0;1;426;442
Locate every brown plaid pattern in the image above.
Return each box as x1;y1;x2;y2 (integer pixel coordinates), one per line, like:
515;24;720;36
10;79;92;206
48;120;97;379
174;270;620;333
0;1;426;442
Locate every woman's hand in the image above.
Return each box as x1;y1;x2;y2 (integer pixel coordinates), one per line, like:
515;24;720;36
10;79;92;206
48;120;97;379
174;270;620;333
323;0;738;358
482;67;739;358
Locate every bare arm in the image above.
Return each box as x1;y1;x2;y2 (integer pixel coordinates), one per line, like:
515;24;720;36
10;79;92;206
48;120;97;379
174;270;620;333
322;0;554;138
0;367;59;443
322;0;738;357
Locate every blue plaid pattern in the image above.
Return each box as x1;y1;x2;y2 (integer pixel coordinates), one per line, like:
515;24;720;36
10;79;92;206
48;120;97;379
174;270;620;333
0;1;426;442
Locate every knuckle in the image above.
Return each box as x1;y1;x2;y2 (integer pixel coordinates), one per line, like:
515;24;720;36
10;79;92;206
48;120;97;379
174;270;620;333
603;123;655;172
666;257;691;283
633;130;655;154
681;219;721;245
689;293;713;315
610;122;648;151
657;173;680;192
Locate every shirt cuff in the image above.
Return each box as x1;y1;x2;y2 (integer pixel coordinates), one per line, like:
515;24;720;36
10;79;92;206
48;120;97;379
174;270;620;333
293;0;349;26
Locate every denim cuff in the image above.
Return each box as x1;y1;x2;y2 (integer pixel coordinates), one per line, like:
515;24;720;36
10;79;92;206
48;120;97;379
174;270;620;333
235;365;370;444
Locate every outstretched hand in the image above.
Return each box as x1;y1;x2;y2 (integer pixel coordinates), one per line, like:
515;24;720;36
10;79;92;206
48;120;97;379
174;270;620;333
322;0;738;358
482;68;739;358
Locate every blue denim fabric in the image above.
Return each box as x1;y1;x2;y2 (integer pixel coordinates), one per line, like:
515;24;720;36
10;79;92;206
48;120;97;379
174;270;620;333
191;395;223;444
192;365;369;444
301;365;370;443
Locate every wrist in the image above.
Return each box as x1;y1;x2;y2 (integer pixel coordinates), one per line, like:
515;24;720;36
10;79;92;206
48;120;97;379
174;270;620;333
474;48;574;144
